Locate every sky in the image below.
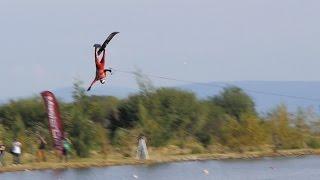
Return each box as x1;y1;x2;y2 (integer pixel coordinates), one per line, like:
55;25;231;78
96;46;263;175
1;0;320;100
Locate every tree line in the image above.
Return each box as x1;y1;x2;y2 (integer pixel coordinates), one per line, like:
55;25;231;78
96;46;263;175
1;77;320;158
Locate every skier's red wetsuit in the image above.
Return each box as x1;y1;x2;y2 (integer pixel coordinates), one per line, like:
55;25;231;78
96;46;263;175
87;47;110;91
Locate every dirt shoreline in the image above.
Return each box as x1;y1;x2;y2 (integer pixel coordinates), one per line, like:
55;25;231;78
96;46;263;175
1;149;319;173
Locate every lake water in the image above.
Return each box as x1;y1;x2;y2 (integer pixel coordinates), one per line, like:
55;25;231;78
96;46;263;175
1;155;320;180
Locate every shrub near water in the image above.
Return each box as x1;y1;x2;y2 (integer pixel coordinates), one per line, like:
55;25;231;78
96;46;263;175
267;105;305;149
306;136;320;149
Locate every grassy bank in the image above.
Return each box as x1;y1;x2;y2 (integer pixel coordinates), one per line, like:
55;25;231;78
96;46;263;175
1;148;320;173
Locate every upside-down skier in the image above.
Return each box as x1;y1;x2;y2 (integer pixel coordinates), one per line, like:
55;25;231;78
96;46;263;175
87;32;119;91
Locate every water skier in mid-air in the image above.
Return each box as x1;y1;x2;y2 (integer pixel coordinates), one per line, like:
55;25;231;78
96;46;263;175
87;32;119;91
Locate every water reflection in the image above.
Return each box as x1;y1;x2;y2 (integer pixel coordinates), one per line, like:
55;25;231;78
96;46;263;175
1;156;320;180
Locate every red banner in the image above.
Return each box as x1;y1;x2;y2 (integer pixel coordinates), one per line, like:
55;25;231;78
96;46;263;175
41;91;64;153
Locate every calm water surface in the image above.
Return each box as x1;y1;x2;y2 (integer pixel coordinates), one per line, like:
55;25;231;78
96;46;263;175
1;155;320;180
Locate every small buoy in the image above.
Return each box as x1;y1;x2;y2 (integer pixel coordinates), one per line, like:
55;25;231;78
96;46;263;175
203;169;209;175
133;174;138;179
269;166;274;170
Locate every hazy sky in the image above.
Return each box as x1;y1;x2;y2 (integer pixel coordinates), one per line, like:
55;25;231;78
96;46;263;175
1;0;320;100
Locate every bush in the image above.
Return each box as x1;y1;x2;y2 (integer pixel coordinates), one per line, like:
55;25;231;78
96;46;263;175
68;108;96;157
307;137;320;149
112;128;138;157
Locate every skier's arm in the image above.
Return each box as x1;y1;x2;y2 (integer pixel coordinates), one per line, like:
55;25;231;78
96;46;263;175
87;79;97;91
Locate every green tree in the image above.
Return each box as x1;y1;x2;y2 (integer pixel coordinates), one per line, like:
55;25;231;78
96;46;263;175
194;101;226;146
212;86;256;120
87;96;119;126
220;113;267;151
267;105;304;149
72;79;90;113
294;107;310;134
11;115;26;138
0;97;46;129
139;88;203;146
67;107;96;157
66;81;98;157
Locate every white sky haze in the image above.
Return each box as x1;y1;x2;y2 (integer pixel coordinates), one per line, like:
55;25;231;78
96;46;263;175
1;0;320;99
